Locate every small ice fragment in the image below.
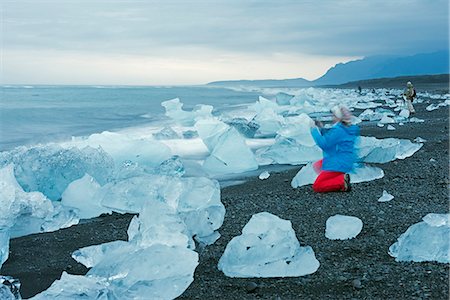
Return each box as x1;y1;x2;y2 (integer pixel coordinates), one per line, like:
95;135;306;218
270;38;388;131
377;123;384;127
414;137;426;143
387;125;396;131
429;158;436;162
378;190;394;202
259;171;270;180
399;109;410;118
325;215;363;240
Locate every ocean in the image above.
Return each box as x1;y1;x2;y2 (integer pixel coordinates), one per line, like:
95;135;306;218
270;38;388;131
0;85;263;151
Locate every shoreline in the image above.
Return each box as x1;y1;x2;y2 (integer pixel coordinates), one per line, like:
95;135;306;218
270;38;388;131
1;97;449;298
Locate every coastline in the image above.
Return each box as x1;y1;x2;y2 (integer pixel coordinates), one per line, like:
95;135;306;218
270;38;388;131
1;94;449;299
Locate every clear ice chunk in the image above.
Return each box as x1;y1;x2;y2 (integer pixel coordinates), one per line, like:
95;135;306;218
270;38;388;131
325;215;363;240
218;212;320;278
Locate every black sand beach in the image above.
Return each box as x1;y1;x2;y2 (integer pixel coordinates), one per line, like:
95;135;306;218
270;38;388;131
1;89;449;299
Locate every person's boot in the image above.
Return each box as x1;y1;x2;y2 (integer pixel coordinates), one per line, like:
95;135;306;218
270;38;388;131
344;174;351;192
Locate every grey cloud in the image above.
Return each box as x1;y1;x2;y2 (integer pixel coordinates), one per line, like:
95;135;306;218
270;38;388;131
3;0;449;57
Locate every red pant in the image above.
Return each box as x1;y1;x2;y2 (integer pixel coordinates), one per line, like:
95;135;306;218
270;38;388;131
312;160;345;193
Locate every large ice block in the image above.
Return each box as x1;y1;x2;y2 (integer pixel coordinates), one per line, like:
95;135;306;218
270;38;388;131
72;240;131;269
127;200;194;249
218;212;320;277
251;96;285;136
256;137;322;166
76;131;172;169
358;136;423;164
277;114;316;147
30;272;117;300
173;177;225;242
389;214;450;263
202;127;258;175
87;244;198;299
61;174;111;219
0;145;114;201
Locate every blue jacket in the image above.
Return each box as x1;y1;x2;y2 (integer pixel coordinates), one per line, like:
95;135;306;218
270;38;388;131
310;123;360;173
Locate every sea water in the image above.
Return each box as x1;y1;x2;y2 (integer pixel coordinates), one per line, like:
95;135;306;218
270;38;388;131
0;85;261;150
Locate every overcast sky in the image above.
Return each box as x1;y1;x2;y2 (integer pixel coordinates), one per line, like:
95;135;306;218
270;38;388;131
2;0;449;85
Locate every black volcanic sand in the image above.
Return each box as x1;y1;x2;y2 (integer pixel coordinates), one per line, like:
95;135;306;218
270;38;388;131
1;95;449;299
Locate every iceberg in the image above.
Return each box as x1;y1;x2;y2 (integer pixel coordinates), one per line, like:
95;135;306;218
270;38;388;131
218;212;320;278
378;190;394;202
325;215;363;240
387;125;396;131
389;214;450;263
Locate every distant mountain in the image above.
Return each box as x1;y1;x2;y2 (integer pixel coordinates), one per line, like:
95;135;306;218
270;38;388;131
206;50;449;87
314;50;449;85
207;77;312;88
322;74;449;90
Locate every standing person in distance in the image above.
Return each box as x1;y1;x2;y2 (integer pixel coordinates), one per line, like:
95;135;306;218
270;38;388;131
309;105;360;193
403;81;416;114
